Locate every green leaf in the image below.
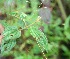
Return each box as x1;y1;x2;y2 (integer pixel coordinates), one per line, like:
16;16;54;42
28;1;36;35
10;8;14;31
2;26;21;41
17;20;25;29
64;16;70;39
0;20;9;27
1;39;16;55
30;26;48;52
1;26;21;55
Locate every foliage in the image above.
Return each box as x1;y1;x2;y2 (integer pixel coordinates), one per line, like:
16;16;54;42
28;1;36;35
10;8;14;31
64;16;70;39
0;0;70;59
30;26;48;52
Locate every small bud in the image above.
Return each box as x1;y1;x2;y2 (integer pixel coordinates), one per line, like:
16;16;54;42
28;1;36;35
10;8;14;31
41;0;51;7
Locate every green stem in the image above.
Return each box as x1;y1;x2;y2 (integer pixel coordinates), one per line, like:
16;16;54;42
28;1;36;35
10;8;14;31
56;0;67;20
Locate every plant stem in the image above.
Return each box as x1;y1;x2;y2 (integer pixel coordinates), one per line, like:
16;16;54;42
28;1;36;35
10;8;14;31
56;0;67;20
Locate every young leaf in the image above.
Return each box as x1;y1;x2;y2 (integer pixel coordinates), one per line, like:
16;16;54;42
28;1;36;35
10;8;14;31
30;26;48;52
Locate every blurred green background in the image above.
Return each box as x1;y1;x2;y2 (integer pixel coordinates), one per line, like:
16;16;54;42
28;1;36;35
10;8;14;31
0;0;70;59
